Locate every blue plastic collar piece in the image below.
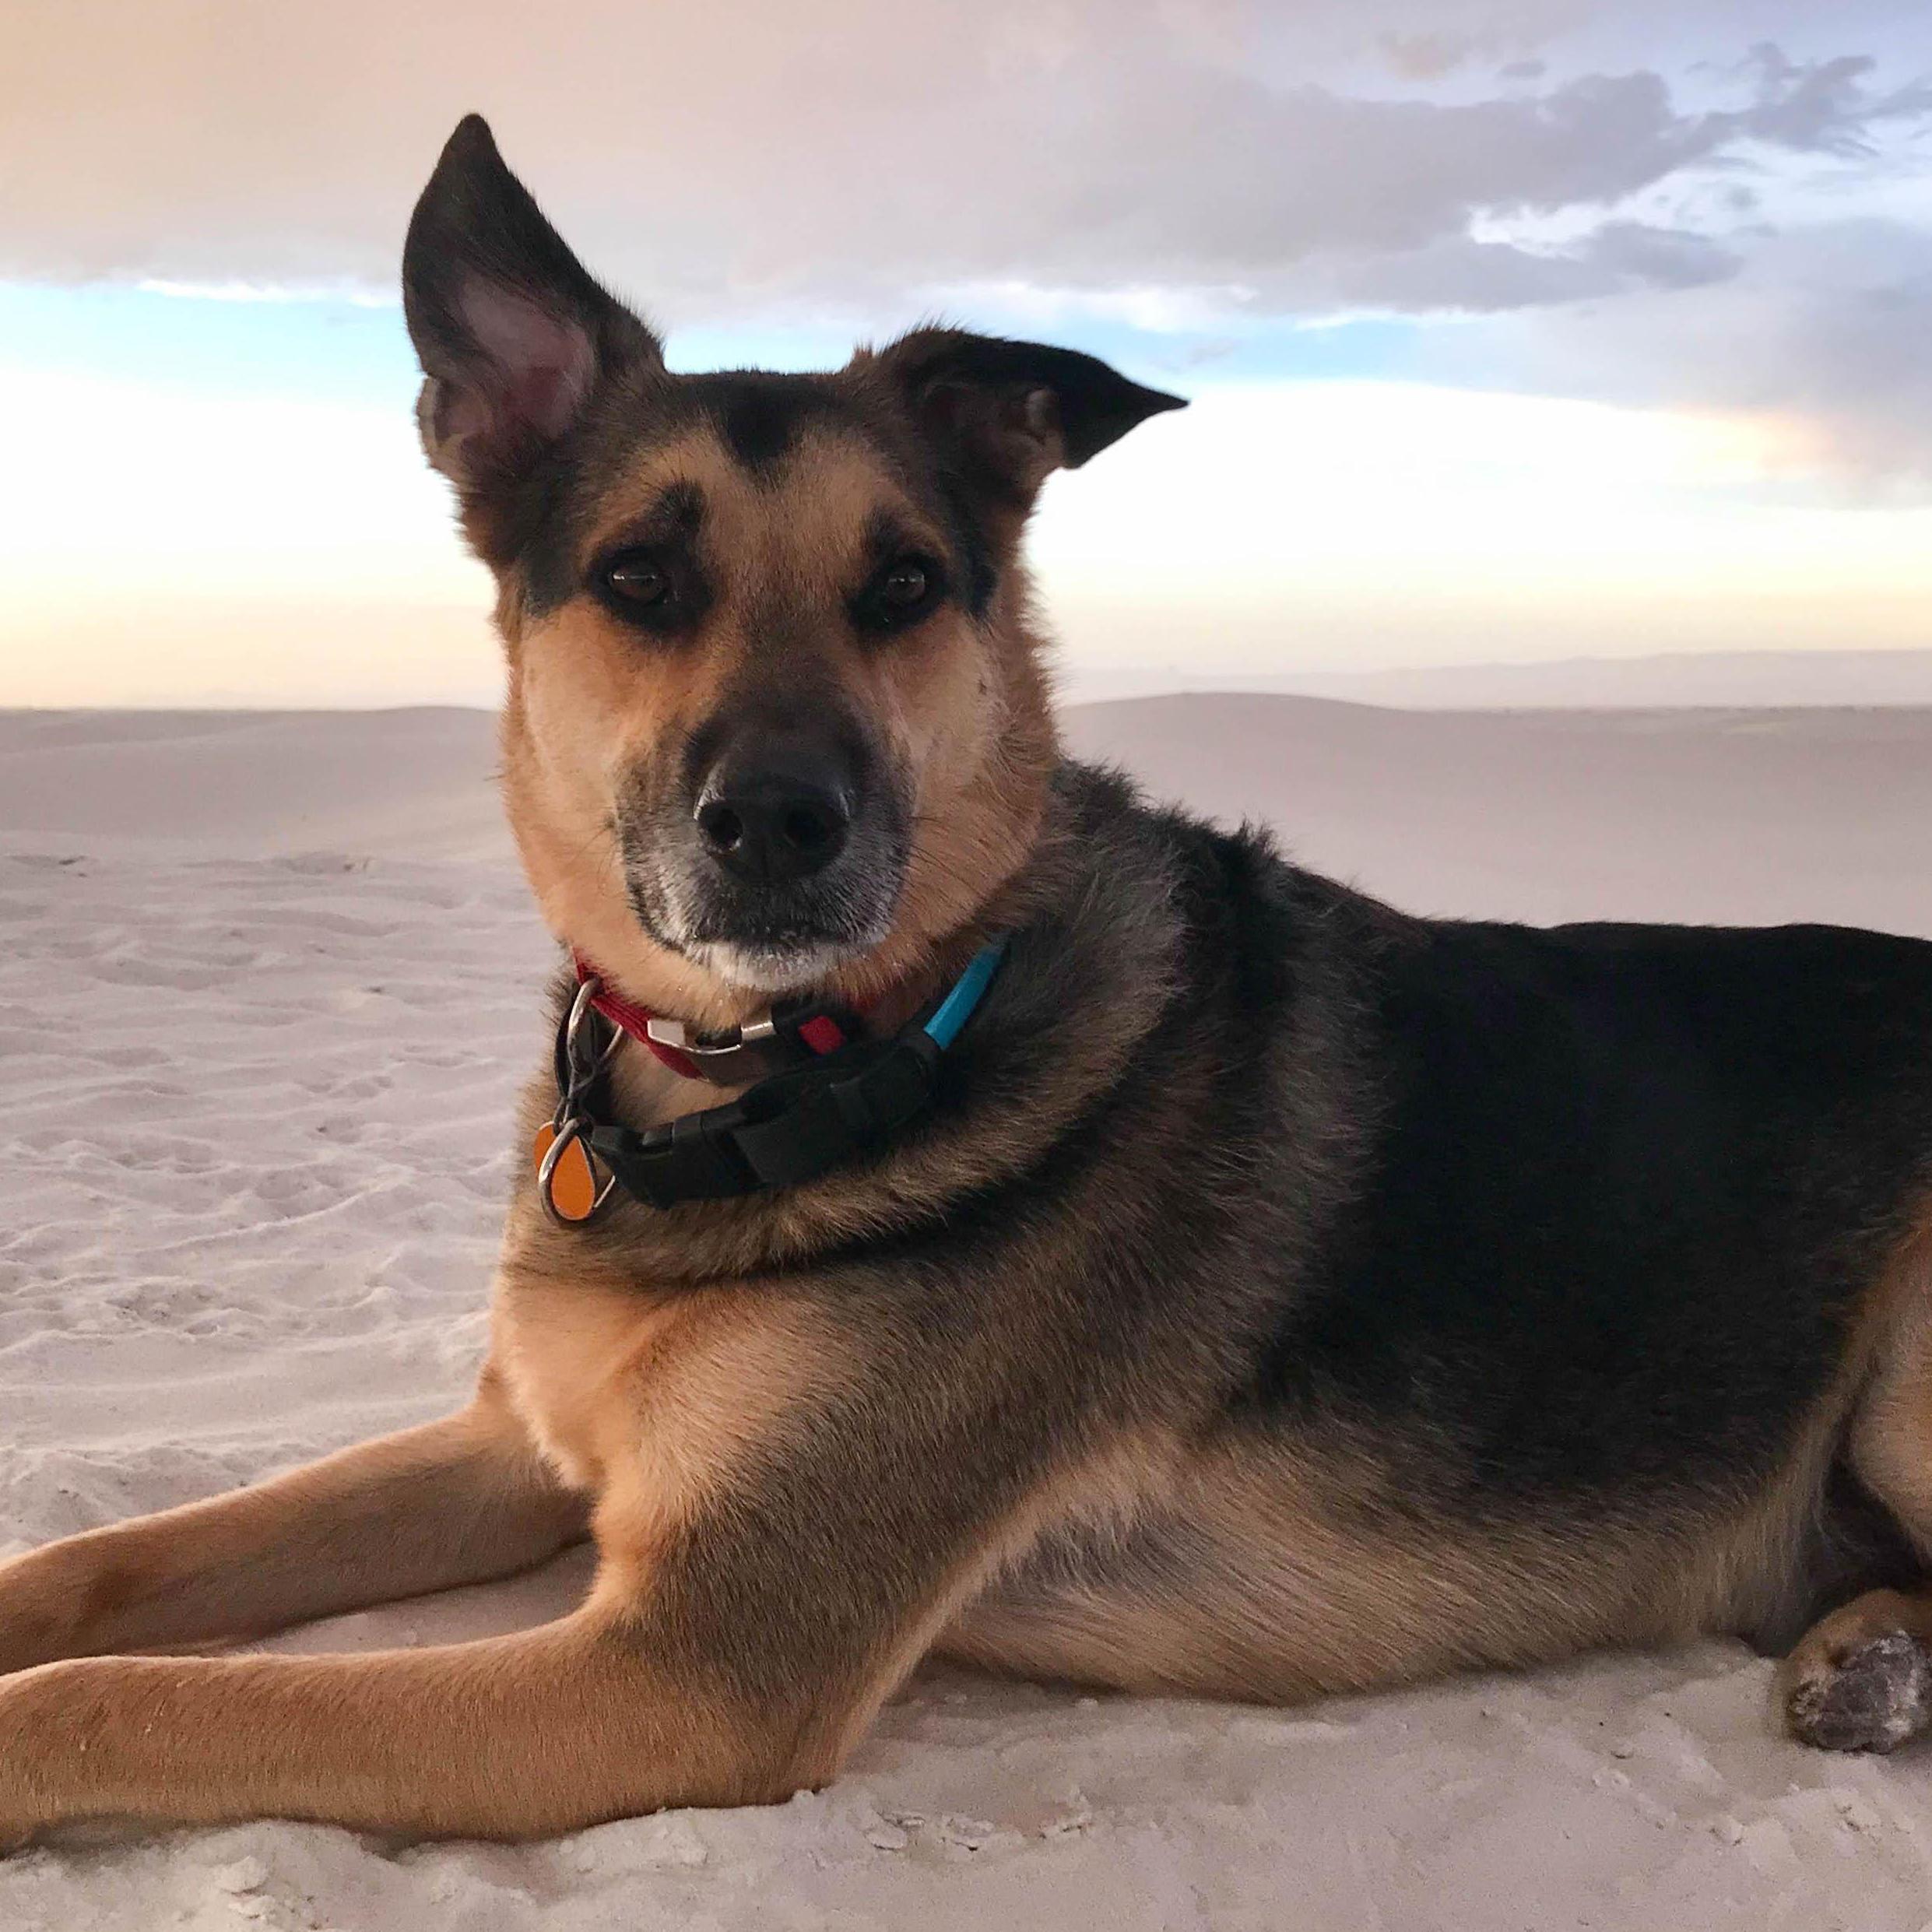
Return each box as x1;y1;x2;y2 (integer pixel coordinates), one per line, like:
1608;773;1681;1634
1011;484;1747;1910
922;938;1010;1051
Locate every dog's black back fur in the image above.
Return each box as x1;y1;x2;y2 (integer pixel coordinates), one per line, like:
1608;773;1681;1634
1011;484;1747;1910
1267;912;1932;1505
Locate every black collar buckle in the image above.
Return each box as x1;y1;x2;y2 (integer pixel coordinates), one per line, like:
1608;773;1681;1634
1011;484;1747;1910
585;1028;944;1210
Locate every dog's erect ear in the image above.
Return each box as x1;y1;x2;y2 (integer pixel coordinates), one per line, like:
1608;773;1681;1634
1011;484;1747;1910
402;115;660;501
869;328;1186;507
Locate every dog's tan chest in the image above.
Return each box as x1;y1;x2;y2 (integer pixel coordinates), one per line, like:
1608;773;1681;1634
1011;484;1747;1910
488;1266;680;1491
487;1254;841;1578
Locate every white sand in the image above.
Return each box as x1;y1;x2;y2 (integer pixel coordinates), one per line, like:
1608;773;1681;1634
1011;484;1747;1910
3;698;1931;1930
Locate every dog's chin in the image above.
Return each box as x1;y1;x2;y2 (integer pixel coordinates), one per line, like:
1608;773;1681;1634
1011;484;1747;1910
636;887;887;996
685;937;865;996
627;848;905;1000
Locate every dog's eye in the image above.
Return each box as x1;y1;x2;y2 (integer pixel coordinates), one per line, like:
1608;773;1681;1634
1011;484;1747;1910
855;555;944;633
603;552;672;607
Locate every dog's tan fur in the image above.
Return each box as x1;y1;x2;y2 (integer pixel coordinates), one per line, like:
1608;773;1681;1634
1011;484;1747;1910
4;116;1932;1844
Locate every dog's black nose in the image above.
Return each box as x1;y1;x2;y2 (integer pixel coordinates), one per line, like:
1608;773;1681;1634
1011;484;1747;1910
694;735;855;886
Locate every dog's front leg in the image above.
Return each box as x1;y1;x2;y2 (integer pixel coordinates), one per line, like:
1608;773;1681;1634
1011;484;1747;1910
0;1369;585;1676
0;1602;761;1844
0;1284;1118;1843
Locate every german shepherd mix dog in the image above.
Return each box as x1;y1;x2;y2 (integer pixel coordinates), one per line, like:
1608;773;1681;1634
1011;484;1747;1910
3;117;1932;1846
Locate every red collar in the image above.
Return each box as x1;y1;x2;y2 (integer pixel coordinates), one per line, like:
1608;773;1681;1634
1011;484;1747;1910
571;952;860;1084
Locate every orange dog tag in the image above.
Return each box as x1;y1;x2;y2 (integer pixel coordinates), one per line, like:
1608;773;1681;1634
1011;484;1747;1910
534;1122;602;1221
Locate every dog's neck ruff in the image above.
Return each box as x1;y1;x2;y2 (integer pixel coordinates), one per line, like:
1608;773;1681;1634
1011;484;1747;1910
536;940;1009;1224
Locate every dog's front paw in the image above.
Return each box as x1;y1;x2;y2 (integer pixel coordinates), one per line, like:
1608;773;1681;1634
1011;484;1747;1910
1786;1628;1932;1754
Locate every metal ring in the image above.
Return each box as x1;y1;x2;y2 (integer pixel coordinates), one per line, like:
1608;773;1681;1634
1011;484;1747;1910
564;979;602;1075
564;979;626;1093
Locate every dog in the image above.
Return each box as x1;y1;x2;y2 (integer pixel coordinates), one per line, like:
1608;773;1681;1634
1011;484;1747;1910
3;113;1931;1845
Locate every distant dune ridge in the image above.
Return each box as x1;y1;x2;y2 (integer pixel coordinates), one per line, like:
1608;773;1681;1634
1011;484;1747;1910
1060;645;1932;710
1068;694;1932;936
2;692;1930;1930
2;694;1926;936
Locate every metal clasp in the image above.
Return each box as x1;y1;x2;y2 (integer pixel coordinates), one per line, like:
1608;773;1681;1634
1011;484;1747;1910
537;978;624;1228
644;1010;801;1083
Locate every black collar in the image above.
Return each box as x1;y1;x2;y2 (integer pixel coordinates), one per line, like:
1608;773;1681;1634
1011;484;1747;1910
535;940;1009;1222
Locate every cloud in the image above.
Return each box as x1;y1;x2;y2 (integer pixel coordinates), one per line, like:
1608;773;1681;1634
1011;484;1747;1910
5;0;1930;475
1379;30;1491;80
1458;220;1932;483
1;2;1922;327
1326;221;1741;311
1732;42;1932;153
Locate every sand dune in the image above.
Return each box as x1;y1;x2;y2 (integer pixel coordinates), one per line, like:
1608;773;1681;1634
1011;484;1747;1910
1064;645;1932;711
1066;694;1932;936
0;708;510;862
3;697;1931;1930
4;695;1927;934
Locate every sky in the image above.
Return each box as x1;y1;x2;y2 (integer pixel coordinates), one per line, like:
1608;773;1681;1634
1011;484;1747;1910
3;0;1931;706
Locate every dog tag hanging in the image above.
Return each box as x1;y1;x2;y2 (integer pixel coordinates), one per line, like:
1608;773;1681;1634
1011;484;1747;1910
535;976;625;1225
534;1119;611;1223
